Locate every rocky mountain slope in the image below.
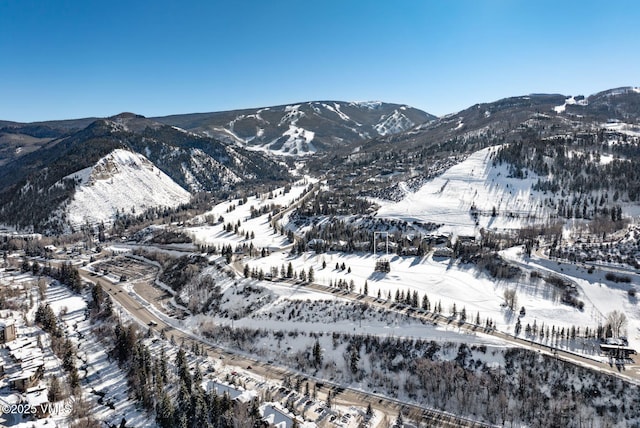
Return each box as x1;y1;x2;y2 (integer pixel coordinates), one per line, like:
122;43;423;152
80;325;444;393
62;149;192;229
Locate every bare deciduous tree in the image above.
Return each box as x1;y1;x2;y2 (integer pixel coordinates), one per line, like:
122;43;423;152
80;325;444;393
606;310;628;338
504;289;518;311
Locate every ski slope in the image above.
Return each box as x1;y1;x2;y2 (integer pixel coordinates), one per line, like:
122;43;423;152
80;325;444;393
376;146;552;236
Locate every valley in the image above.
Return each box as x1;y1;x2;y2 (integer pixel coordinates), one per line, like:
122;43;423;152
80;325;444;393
2;88;640;427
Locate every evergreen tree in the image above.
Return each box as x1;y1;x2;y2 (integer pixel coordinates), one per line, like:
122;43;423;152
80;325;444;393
156;391;174;428
48;376;62;402
92;284;104;309
175;348;192;392
349;346;360;374
422;294;430;311
313;339;323;368
287;262;294;278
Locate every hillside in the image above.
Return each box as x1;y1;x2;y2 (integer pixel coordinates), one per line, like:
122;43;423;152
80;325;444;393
154;101;435;155
3;88;640;428
1;88;639;235
62;149;192;229
375;146;553;236
309;88;640;202
0;113;290;233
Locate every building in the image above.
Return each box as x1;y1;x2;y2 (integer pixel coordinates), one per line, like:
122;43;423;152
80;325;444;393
10;364;44;392
24;387;50;418
262;404;297;428
0;318;16;343
600;340;637;359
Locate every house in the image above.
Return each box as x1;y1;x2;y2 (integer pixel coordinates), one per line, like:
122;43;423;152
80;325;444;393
10;363;44;392
24;387;50;418
204;380;256;403
262;404;297;428
0;318;16;343
433;247;454;259
601;338;637;359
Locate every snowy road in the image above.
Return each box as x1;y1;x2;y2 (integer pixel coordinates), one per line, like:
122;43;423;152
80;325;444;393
80;264;496;427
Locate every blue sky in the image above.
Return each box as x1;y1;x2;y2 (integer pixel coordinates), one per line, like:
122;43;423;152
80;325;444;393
1;0;639;122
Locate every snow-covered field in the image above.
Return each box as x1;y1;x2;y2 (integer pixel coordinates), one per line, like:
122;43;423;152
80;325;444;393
180;151;639;363
242;251;602;347
502;247;640;351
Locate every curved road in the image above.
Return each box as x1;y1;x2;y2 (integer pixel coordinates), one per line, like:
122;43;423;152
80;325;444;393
80;269;495;428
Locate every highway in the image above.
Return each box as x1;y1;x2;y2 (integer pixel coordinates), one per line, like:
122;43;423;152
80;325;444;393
299;280;640;384
80;268;496;427
74;183;640;425
102;237;640;388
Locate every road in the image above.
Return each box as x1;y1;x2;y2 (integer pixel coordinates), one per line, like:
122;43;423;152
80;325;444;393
80;184;640;424
98;229;640;391
299;280;640;384
112;236;640;388
79;268;495;427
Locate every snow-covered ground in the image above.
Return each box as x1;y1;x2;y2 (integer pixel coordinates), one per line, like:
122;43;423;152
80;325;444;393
186;177;315;250
376;146;552;236
63;149;191;229
242;251;601;347
0;268;155;427
374;109;415;136
269;124;317;155
502;247;640;351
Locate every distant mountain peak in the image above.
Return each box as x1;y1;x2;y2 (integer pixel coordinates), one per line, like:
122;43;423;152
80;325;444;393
154;100;435;156
349;101;383;109
109;112;145;120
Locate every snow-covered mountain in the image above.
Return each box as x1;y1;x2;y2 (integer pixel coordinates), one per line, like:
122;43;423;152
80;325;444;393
0;113;290;233
154;101;435;155
62;149;191;229
1;87;638;234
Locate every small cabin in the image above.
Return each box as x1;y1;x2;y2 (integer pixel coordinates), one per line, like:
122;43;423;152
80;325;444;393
25;387;50;418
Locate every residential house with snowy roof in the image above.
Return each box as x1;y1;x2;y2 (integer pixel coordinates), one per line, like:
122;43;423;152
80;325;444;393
0;318;16;343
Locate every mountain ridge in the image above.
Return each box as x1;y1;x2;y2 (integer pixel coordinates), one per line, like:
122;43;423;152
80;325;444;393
0;114;290;233
1;87;638;233
152;100;435;155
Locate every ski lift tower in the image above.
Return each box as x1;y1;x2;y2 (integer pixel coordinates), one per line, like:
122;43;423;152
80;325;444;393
373;231;391;273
